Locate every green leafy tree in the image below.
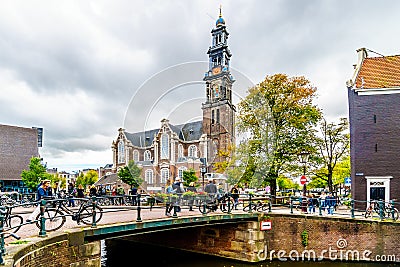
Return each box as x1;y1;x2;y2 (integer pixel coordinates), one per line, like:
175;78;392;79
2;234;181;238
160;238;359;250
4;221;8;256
236;74;321;197
76;172;85;187
313;118;350;192
277;175;299;190
118;160;143;190
182;169;198;187
21;157;53;191
85;170;98;186
76;170;98;188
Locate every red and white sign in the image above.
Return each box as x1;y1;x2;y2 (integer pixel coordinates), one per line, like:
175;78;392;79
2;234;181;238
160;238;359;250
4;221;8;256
300;175;307;185
260;220;272;231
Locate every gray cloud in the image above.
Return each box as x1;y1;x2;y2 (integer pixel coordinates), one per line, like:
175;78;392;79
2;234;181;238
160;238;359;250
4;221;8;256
0;0;399;171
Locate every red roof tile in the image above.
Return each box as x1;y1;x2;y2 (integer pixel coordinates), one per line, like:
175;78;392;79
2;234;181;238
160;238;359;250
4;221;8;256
356;55;400;88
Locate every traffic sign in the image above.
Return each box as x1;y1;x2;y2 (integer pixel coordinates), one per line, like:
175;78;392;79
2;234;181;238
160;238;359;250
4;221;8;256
345;177;351;186
260;220;272;231
300;175;307;185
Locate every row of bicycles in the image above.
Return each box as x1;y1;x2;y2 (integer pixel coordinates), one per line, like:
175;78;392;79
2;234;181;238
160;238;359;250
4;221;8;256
1;196;104;237
364;199;399;220
195;193;270;214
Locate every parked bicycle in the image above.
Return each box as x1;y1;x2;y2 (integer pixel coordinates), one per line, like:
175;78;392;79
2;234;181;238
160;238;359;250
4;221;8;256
198;193;234;214
364;199;399;220
0;206;23;237
243;199;270;212
35;198;103;231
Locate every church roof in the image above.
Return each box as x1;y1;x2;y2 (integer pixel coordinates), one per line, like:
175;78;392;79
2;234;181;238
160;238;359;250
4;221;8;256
124;120;203;148
356;55;400;89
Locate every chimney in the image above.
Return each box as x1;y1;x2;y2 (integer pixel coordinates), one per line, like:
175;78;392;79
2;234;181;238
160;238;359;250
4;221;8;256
356;48;368;62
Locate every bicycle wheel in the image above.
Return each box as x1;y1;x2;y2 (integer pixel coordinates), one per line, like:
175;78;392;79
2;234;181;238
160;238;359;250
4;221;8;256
198;200;210;214
35;208;66;231
364;207;373;218
243;203;257;212
4;215;23;234
385;207;399;220
257;202;270;212
79;205;103;225
219;198;234;213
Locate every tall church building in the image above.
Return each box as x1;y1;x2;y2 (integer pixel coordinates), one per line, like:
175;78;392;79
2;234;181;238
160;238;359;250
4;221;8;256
110;9;235;192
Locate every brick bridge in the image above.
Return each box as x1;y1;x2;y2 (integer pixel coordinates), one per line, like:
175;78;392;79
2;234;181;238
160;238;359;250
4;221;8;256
3;204;400;267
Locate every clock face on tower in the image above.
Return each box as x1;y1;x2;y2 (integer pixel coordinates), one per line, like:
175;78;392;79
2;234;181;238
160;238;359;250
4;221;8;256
212;66;221;75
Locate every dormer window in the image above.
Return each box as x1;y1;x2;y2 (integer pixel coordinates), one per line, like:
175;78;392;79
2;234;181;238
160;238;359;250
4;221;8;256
189;129;194;134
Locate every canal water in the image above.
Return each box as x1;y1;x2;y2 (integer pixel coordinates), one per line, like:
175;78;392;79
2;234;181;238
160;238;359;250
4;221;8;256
101;239;399;267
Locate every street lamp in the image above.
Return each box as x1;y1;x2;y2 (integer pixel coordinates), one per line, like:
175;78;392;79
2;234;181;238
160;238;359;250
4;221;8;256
200;164;207;191
298;151;310;213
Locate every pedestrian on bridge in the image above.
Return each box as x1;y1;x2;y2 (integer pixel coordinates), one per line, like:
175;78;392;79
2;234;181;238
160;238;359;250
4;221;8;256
165;179;174;216
27;179;51;222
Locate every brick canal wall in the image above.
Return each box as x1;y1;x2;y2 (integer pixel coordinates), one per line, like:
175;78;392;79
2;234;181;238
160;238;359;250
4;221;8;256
120;214;400;262
4;232;101;267
5;214;400;265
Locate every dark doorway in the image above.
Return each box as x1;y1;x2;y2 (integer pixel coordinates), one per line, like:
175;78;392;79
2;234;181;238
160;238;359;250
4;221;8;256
370;187;385;200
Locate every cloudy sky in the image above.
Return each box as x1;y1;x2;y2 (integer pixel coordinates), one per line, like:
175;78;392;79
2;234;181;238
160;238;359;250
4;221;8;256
1;0;399;172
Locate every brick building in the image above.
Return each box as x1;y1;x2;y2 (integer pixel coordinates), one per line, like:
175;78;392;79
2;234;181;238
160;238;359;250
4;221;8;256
347;48;400;206
0;124;41;192
110;9;235;192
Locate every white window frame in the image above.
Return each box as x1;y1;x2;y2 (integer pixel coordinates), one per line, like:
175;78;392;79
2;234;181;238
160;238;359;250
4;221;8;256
178;144;184;158
145;169;154;184
133;150;139;162
178;167;187;179
161;134;169;159
144;150;151;161
118;141;125;164
161;168;169;184
188;145;197;158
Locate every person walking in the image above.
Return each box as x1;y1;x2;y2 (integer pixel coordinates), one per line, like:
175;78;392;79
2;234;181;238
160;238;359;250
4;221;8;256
165;179;174;216
319;191;327;214
326;192;336;215
27;179;51;222
230;184;240;210
67;183;76;207
172;177;185;212
77;184;85;198
131;186;138;206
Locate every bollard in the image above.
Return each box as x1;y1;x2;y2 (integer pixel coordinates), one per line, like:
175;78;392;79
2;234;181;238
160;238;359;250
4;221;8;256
172;201;178;219
378;200;384;220
227;194;231;214
351;199;355;219
0;207;5;265
136;194;142;222
290;196;293;214
391;199;395;221
248;194;253;213
39;199;47;237
202;199;207;215
91;196;97;228
318;198;322;216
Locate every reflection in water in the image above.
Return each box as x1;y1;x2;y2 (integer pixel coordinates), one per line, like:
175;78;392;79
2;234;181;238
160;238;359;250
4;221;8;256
101;239;399;267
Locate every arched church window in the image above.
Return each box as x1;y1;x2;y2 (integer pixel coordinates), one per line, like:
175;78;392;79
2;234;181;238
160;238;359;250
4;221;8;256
178;167;187;179
178;144;184;158
188;145;197;158
161;134;169;159
145;169;154;184
133;150;139;162
118;141;125;164
161;168;169;184
144;150;151;161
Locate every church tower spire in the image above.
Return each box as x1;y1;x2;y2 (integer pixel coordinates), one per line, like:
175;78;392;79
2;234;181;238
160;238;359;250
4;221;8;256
202;8;236;171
